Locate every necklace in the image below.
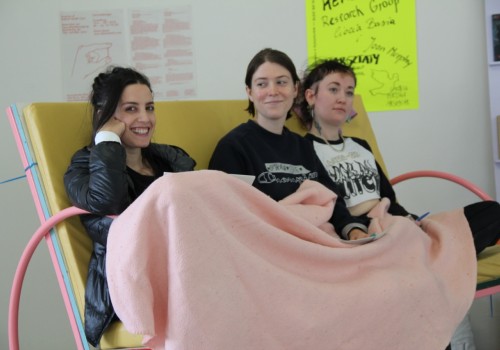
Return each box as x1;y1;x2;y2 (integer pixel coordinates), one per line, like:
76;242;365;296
320;133;345;152
314;120;345;152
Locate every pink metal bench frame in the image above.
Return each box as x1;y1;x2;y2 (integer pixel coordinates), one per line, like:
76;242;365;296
390;169;500;299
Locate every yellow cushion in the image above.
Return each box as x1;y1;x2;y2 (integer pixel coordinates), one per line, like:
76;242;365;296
477;245;500;287
19;95;390;348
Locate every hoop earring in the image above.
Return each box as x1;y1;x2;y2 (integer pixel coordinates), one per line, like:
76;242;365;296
308;105;319;132
308;105;315;119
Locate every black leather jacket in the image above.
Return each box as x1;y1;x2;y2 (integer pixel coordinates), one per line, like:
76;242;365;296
64;141;195;346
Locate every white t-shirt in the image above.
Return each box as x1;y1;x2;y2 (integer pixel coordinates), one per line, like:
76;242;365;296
312;137;381;208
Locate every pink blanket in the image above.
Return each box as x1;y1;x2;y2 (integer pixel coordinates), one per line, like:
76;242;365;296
106;170;477;350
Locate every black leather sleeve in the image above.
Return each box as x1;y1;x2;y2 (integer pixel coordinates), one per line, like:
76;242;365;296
64;143;132;215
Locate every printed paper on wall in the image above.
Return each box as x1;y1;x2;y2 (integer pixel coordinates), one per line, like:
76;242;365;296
306;0;418;111
60;7;196;102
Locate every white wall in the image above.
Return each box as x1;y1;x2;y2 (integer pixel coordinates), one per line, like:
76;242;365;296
1;0;498;349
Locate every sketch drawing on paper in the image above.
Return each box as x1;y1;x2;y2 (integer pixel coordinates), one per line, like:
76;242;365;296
369;70;399;96
71;43;112;79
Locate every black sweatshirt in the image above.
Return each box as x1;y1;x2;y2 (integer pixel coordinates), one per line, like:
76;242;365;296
209;120;369;238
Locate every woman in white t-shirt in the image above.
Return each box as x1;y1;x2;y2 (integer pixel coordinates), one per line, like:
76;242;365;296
296;58;500;255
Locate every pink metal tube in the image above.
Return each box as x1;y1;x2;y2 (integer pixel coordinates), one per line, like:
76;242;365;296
390;170;492;201
9;206;88;350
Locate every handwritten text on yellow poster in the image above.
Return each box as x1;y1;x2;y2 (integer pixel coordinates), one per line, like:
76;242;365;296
306;0;418;111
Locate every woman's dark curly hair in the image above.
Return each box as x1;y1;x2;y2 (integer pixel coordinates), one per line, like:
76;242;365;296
296;59;356;129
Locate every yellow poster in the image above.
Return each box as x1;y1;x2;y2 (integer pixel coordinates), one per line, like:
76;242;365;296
306;0;418;111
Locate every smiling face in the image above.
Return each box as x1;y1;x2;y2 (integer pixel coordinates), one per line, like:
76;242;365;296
114;83;155;150
246;61;298;128
306;72;355;128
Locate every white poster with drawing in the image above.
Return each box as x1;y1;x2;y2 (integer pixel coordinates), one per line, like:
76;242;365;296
61;10;127;101
60;7;196;102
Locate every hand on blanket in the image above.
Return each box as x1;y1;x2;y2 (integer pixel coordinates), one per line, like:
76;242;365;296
348;228;371;240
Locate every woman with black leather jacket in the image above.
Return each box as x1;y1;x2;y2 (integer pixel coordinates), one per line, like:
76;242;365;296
64;66;195;347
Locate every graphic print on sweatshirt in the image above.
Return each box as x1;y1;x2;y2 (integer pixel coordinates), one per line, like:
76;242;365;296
314;139;381;208
257;162;318;184
326;159;380;204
